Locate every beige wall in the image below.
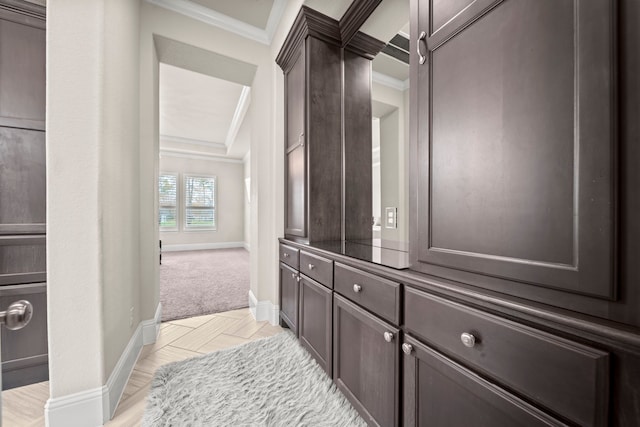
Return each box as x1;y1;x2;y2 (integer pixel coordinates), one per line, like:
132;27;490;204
159;154;244;247
47;0;141;407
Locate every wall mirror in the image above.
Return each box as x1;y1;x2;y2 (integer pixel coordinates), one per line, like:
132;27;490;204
346;0;410;259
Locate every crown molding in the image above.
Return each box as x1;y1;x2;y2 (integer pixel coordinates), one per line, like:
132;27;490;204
160;134;226;150
160;148;244;163
145;0;287;45
339;0;382;47
372;71;409;91
276;6;341;72
225;86;251;149
345;31;386;60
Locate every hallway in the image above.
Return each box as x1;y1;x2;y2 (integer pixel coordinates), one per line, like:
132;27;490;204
3;309;284;426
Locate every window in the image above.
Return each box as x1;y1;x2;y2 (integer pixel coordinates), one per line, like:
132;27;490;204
159;173;178;230
184;175;216;230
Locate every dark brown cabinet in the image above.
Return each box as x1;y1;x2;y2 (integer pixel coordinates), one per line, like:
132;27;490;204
402;335;564;427
0;1;48;389
333;293;399;427
410;0;617;301
298;275;332;375
277;7;343;243
279;262;299;335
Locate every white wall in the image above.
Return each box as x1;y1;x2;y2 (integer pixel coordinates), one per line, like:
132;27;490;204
244;153;251;249
47;0;143;424
159;154;245;248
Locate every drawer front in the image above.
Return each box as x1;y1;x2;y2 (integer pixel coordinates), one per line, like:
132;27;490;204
300;251;333;288
405;287;609;427
334;263;400;325
279;244;299;270
403;335;566;427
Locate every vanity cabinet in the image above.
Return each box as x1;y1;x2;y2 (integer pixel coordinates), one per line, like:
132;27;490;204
298;275;332;375
333;294;399;427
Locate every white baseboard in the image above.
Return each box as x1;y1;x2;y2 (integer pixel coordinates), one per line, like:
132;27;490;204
162;242;245;252
45;303;162;427
248;290;279;325
243;242;250;251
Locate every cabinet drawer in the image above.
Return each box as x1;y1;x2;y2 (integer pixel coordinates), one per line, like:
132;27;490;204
279;244;299;270
300;251;333;288
402;335;565;427
334;263;400;325
404;287;609;427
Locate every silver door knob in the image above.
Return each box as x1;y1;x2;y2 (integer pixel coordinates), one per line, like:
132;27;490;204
291;273;296;279
296;276;301;282
1;300;33;331
308;264;315;270
283;252;290;258
383;331;394;342
461;332;476;348
402;343;413;355
353;284;362;293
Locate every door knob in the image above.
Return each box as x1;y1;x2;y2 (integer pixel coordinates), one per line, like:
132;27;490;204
402;343;413;355
384;331;394;342
308;264;315;270
1;300;33;331
353;284;362;293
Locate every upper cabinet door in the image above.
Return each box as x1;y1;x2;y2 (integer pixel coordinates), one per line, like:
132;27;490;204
410;0;617;299
285;48;307;237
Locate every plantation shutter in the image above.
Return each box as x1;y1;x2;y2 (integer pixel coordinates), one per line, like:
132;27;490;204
159;174;178;230
184;175;216;229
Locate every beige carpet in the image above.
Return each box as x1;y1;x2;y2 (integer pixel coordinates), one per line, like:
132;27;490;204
160;248;249;321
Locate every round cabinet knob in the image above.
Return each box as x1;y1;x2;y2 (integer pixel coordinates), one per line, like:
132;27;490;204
3;300;33;331
460;332;476;348
308;264;315;270
291;273;296;279
353;284;362;293
296;276;301;282
283;253;289;258
383;331;394;342
402;343;413;355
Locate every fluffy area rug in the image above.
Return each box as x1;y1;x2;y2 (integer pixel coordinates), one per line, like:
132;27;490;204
160;248;249;321
141;332;365;427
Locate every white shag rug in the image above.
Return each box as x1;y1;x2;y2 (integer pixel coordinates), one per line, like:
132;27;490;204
141;331;366;426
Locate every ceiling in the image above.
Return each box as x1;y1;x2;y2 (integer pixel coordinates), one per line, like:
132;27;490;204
157;0;408;162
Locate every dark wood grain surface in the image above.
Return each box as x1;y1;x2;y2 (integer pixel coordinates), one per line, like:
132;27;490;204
298;275;333;375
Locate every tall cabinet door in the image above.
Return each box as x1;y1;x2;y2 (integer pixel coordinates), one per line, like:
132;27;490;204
0;4;48;389
285;47;306;237
410;0;617;300
333;294;399;427
298;275;332;375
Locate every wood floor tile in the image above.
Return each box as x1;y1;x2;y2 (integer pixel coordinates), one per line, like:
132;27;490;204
121;369;153;400
250;323;285;339
170;316;240;352
134;345;201;375
214;307;251;320
147;323;193;352
223;314;267;339
105;382;150;427
197;333;251;353
168;313;217;329
2;381;49;427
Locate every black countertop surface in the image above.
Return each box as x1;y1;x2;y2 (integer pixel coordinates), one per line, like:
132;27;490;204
305;239;410;270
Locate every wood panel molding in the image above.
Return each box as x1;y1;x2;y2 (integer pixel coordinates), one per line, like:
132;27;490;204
0;0;45;21
345;31;386;60
339;0;382;47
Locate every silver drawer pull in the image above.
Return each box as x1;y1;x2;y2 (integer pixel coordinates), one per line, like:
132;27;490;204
353;284;362;293
461;332;476;348
308;263;315;270
291;273;296;279
283;253;290;258
383;331;394;342
402;343;413;355
1;300;33;331
296;275;301;282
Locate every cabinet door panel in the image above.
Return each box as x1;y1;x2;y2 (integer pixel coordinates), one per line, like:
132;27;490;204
412;0;616;299
403;335;566;427
279;263;299;334
333;294;399;427
299;275;332;375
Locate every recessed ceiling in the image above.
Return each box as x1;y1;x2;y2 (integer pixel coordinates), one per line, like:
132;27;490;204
159;63;246;147
190;0;275;29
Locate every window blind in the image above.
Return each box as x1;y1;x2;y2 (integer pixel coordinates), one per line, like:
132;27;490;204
184;175;216;229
